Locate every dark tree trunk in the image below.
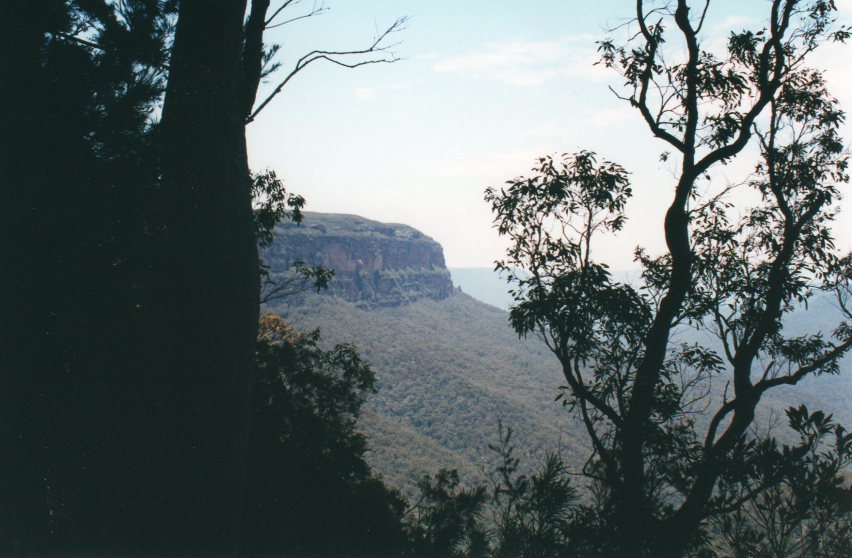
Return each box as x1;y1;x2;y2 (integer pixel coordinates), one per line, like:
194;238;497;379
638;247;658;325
1;1;261;554
151;0;258;553
0;2;60;552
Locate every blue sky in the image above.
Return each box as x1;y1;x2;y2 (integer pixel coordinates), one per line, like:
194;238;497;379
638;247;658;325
247;1;852;268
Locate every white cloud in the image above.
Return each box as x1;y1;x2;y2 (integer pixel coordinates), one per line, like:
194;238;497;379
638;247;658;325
524;123;568;137
583;107;634;128
353;82;411;101
432;39;606;87
354;87;375;100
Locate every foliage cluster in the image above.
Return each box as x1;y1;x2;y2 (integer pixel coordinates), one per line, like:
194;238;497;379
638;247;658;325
484;1;852;556
245;314;408;557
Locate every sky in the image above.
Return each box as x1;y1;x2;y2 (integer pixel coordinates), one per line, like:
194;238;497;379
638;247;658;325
246;0;852;269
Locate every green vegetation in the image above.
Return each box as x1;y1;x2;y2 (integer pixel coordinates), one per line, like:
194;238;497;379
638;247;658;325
485;1;852;556
267;289;586;488
266;264;852;497
6;1;852;557
245;314;408;556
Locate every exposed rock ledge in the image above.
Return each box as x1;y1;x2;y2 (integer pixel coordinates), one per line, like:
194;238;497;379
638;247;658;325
262;212;454;307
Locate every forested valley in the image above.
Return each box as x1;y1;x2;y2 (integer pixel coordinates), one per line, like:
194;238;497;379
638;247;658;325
2;1;851;557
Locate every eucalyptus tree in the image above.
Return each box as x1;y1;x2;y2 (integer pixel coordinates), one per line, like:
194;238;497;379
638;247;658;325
487;1;852;556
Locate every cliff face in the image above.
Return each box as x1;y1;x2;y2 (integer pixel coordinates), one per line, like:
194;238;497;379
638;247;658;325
262;212;454;307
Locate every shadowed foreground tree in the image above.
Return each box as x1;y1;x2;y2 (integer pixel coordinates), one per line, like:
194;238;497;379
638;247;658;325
710;406;852;558
0;1;173;552
244;314;408;556
157;6;405;549
0;0;403;554
487;1;852;556
404;426;578;558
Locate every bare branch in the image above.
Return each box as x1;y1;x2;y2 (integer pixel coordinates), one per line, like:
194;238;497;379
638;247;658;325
247;16;408;123
266;0;329;29
694;0;711;34
632;1;688;151
264;0;298;26
577;395;619;483
559;359;624;428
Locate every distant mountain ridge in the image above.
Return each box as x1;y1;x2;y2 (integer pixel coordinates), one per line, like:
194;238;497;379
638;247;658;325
263;212;454;307
449;267;515;310
264;212;851;491
262;213;581;486
449;267;646;312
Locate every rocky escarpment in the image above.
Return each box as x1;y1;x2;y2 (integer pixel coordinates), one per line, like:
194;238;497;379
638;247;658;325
263;212;454;307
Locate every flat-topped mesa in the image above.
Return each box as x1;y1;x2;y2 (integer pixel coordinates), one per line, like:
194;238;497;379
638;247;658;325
263;212;455;307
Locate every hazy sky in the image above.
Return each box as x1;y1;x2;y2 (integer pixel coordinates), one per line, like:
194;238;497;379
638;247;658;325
247;0;852;268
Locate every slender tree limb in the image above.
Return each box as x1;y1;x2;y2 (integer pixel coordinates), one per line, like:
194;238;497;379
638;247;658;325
693;0;794;176
266;2;328;29
577;395;620;484
264;0;298;26
247;16;407;123
755;338;852;393
633;1;686;151
559;359;624;428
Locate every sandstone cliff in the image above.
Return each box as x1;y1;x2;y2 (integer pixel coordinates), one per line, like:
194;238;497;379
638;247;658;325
263;212;455;307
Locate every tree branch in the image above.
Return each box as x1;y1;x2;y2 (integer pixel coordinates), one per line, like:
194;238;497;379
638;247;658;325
246;16;407;124
693;0;794;176
266;1;328;29
632;0;687;151
559;359;624;428
264;0;298;26
755;338;852;393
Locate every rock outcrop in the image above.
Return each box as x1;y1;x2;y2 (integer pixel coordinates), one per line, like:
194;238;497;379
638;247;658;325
263;212;454;307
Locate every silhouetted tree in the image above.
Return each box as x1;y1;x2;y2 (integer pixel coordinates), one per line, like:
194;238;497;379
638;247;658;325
0;1;173;553
710;406;852;558
487;2;852;556
0;0;403;553
244;314;407;557
488;424;577;558
151;2;404;545
404;426;578;558
406;469;490;558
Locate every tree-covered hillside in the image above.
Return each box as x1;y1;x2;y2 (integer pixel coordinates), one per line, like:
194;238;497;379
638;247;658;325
268;290;588;490
270;287;851;494
266;212;851;499
451;268;851;426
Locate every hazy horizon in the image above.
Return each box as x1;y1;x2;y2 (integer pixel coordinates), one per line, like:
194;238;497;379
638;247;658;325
247;0;852;268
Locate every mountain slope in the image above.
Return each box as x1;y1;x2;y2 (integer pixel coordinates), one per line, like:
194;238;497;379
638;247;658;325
264;212;851;491
269;291;587;488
